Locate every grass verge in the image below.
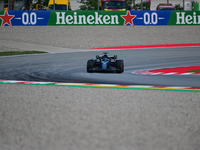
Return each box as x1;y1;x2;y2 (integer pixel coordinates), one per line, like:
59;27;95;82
0;51;47;56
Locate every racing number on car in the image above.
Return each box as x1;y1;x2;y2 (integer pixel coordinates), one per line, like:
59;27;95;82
143;12;158;25
22;12;37;25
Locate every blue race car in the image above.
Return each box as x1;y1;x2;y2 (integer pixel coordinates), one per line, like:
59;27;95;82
87;52;124;73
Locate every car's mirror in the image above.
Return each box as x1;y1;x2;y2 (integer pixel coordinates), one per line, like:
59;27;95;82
114;55;117;59
96;55;100;59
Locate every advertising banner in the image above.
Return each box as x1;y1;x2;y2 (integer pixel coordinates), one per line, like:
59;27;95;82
48;11;125;26
0;10;50;26
0;10;200;26
168;11;200;25
47;10;171;26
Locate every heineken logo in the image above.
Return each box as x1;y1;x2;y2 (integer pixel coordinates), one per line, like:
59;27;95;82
56;12;120;25
121;11;136;26
0;11;15;26
176;12;200;25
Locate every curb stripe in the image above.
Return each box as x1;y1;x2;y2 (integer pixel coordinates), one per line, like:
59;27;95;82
0;80;200;92
132;66;200;75
133;71;200;75
91;43;200;50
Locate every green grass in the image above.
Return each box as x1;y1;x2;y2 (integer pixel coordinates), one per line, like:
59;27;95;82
0;51;47;56
186;69;200;73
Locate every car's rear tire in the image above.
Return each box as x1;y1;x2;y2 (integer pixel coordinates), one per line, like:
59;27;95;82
87;60;94;73
116;60;124;73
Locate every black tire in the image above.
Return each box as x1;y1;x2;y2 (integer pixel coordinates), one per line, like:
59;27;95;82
115;60;124;73
87;60;94;73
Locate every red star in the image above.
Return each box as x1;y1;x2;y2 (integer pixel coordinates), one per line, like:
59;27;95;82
121;11;136;26
0;11;15;26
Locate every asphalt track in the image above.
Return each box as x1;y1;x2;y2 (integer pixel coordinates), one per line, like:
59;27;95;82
0;46;200;87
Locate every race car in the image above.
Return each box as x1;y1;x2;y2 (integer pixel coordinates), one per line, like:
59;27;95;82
87;52;124;73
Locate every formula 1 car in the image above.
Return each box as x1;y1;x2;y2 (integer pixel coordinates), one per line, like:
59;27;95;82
87;52;124;73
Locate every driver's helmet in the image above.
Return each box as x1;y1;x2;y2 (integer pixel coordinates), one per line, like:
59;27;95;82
102;54;108;61
102;57;108;61
103;54;108;58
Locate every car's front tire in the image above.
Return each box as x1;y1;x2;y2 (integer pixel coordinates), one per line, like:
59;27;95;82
115;60;124;73
87;60;94;73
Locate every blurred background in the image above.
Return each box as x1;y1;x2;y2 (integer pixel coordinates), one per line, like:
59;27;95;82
1;0;200;11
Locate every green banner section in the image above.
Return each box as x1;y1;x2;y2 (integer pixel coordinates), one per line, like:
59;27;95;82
47;10;127;26
168;11;200;25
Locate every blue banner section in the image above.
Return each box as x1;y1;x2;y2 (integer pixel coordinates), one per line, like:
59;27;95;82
129;11;171;26
0;11;50;26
